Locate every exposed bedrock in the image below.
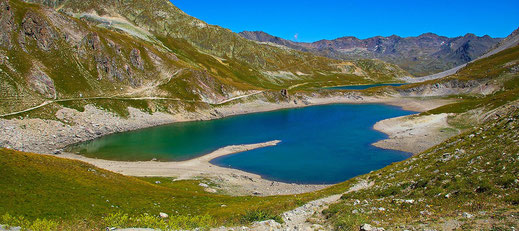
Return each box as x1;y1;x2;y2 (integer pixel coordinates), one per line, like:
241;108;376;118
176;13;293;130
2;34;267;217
396;79;497;97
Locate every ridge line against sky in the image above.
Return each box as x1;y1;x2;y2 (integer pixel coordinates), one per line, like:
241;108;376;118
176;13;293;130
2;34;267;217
170;0;519;43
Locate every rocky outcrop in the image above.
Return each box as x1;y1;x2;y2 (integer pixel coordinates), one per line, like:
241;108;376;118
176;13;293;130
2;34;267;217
396;79;496;97
94;54;124;82
27;67;56;99
280;89;289;99
85;32;101;51
130;48;144;70
82;32;141;85
0;0;14;49
21;11;58;51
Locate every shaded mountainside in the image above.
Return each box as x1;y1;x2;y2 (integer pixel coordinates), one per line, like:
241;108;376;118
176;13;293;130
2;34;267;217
0;0;411;116
239;31;503;76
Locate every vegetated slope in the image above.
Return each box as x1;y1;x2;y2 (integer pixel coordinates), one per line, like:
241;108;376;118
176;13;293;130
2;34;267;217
314;43;519;230
0;0;410;116
239;31;503;76
322;100;519;230
393;43;519;101
0;44;517;230
0;148;349;230
401;27;519;83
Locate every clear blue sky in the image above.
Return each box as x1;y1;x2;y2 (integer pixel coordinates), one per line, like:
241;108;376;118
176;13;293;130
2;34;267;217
170;0;519;42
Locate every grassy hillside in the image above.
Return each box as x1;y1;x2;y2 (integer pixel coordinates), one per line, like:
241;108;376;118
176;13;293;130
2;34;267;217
323;101;519;230
311;42;519;231
0;148;355;230
411;45;519;119
0;0;410;118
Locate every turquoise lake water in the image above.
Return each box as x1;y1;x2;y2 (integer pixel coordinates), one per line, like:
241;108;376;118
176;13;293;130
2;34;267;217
326;83;406;90
71;104;415;184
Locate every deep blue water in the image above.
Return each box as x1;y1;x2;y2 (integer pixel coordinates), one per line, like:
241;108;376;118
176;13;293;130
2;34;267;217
71;104;415;184
326;83;407;90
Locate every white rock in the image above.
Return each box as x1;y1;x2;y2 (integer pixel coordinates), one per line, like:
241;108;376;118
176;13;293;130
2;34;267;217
159;212;168;218
204;188;217;193
462;212;473;219
404;199;415;204
198;183;209;188
360;224;374;231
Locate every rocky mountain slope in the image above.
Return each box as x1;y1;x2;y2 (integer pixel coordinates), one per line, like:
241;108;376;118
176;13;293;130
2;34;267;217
394;43;519;99
239;31;503;76
0;0;410;117
400;27;519;83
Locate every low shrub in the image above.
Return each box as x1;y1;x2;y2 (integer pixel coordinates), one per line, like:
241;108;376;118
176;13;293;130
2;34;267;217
240;209;283;224
0;214;58;231
103;212;214;230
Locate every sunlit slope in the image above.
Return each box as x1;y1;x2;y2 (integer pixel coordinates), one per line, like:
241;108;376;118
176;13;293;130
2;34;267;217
0;147;348;230
0;0;410;116
323;100;519;230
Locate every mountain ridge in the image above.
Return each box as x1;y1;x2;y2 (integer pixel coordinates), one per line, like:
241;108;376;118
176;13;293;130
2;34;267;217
0;0;410;116
239;30;503;76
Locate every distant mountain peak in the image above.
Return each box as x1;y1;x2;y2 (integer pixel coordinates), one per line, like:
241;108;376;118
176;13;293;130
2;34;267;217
240;30;502;76
419;32;440;37
464;33;477;38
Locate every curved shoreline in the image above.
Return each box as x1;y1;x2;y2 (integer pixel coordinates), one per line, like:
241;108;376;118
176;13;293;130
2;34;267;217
372;113;460;154
58;140;331;196
0;95;455;195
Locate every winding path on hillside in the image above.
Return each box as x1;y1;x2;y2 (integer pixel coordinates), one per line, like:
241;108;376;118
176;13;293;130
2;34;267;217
0;91;266;118
215;90;265;105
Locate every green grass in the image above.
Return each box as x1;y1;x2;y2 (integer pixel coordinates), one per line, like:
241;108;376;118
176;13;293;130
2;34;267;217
102;212;214;230
0;214;58;231
0;148;355;230
424;87;519;115
323;103;519;230
240;209;283;224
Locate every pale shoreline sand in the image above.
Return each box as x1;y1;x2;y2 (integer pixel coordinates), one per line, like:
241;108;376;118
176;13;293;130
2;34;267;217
61;140;282;179
373;113;460;154
59;140;330;196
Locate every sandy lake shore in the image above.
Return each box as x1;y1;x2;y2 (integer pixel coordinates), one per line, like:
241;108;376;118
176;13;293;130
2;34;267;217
373;113;460;154
59;140;330;196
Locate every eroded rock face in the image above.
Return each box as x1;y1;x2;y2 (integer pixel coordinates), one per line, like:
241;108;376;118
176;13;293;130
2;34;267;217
22;0;66;8
21;11;58;51
95;54;123;81
82;33;143;87
396;79;493;97
130;48;144;70
0;0;14;49
280;89;289;99
27;67;56;98
85;32;101;51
